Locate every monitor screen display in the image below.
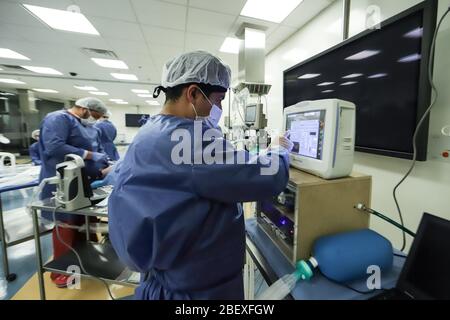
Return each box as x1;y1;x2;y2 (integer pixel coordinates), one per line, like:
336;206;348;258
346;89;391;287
283;4;435;160
245;105;257;123
125;114;149;127
286;110;326;160
402;214;450;299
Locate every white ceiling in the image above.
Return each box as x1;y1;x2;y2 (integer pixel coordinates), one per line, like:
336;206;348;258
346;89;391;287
0;0;335;108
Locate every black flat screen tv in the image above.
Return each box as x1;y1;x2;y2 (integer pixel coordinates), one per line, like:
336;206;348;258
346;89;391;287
283;0;437;160
125;114;150;127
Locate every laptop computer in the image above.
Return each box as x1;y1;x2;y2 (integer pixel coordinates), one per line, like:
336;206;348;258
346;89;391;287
371;213;450;300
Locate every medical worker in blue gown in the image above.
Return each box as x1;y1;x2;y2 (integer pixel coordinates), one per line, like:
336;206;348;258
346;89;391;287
39;97;110;288
29;130;42;165
108;51;293;300
95;111;120;161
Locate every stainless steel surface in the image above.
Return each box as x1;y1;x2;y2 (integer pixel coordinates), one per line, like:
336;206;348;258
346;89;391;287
32;208;46;300
30;198;108;218
343;0;351;40
0;199;10;277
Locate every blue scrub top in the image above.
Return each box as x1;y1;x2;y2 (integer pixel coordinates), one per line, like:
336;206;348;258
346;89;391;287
108;115;290;300
38;110;107;221
29;142;41;165
95;120;120;161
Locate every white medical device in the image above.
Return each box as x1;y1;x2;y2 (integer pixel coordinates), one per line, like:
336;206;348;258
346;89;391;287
283;99;356;179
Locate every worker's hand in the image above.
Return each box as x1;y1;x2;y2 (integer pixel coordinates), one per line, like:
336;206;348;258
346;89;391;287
279;136;294;152
91;180;106;189
91;152;108;163
272;132;294;152
101;166;113;178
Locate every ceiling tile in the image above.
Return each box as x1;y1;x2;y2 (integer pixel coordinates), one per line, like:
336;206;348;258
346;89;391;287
282;0;333;28
5;0;74;10
1;24;112;50
150;44;184;61
184;33;224;53
0;1;49;28
93;17;145;42
105;38;149;56
189;0;246;15
187;8;236;36
161;0;188;5
141;25;185;47
131;0;187;31
73;0;138;22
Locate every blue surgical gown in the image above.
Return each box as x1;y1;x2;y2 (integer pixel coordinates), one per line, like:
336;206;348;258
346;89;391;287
39;110;108;222
29;142;42;165
108;115;290;300
95;120;120;161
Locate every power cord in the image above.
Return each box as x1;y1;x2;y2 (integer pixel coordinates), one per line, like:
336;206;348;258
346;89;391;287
320;271;387;295
392;7;450;252
52;206;116;300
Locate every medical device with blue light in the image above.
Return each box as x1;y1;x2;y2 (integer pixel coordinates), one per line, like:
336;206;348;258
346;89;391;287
283;99;356;179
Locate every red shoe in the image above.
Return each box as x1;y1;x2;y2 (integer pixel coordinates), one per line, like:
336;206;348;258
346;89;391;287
52;275;69;288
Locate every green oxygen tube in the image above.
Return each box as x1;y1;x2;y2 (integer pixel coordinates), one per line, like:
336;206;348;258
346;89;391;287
257;258;317;300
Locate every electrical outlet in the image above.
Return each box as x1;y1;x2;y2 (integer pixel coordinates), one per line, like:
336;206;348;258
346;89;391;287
429;134;450;163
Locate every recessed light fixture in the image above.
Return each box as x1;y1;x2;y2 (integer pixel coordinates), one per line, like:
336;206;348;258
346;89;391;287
398;53;421;63
23;4;100;35
132;89;150;94
345;50;381;60
115;101;129;105
240;0;304;23
74;85;98;91
0;92;15;96
368;73;388;79
317;82;335;87
220;37;241;54
91;58;128;69
138;94;153;98
298;73;321;79
33;88;58;93
0;79;26;84
341;81;358;86
146;100;160;106
0;67;3;71
111;73;138;81
89;91;109;96
22;66;63;75
109;99;125;102
0;48;30;60
322;90;334;93
342;73;363;79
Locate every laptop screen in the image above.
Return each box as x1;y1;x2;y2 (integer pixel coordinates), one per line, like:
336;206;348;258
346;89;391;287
398;213;450;299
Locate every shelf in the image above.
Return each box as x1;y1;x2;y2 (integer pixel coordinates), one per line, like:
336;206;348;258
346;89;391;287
43;241;134;285
272;203;295;223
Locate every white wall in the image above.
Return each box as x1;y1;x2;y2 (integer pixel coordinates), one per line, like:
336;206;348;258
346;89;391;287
265;0;450;251
107;104;162;144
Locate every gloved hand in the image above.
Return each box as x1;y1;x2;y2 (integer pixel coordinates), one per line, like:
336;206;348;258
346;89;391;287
272;132;294;153
91;180;106;189
91;152;108;163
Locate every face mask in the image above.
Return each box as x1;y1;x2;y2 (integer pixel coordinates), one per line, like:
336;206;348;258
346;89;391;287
196;88;223;129
81;116;96;126
205;104;223;129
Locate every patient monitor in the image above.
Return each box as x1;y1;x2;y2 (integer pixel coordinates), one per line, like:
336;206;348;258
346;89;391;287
283;99;356;179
